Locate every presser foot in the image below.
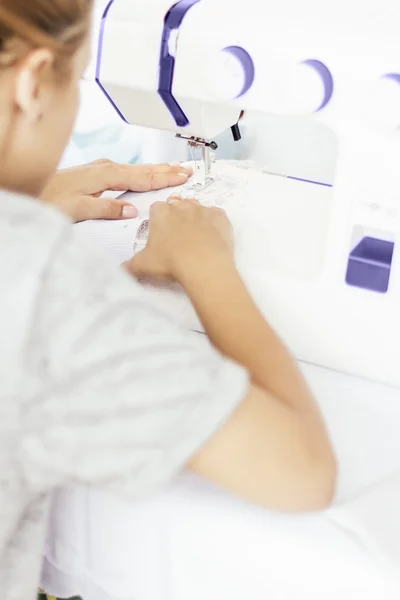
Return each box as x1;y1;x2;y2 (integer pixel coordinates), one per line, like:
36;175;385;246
190;175;215;192
176;134;218;191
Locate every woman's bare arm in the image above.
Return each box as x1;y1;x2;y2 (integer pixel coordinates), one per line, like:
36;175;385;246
128;198;336;511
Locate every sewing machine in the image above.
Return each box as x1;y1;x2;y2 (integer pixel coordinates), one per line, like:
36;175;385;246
93;0;400;387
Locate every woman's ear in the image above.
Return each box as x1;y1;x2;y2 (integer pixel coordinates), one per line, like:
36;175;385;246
14;48;54;122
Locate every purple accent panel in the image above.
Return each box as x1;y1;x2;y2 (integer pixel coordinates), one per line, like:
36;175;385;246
223;46;255;99
158;0;201;127
95;0;129;123
302;59;334;111
345;236;394;294
384;73;400;84
287;175;332;188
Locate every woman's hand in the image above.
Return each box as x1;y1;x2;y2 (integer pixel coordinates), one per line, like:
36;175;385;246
40;159;192;223
126;195;234;283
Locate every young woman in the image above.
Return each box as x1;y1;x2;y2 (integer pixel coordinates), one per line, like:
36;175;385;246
0;1;336;598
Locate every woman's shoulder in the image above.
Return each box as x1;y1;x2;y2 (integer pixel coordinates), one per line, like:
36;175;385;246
0;188;70;228
0;189;71;255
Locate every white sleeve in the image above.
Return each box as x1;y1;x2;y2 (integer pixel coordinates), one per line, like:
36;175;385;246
20;225;249;498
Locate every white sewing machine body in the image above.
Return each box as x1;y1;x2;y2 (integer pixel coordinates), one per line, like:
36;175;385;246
94;0;400;388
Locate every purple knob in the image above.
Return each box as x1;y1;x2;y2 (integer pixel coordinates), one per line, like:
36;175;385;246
222;46;255;99
301;59;334;111
383;73;400;85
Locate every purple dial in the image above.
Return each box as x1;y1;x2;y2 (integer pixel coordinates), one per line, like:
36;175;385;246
222;46;255;99
301;59;334;111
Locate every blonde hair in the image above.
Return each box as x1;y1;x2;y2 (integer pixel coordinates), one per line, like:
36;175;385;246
0;0;93;70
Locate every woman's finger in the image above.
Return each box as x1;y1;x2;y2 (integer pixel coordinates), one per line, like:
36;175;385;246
74;196;137;223
167;195;182;205
98;162;193;193
132;169;191;192
167;195;199;206
138;162;193;175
